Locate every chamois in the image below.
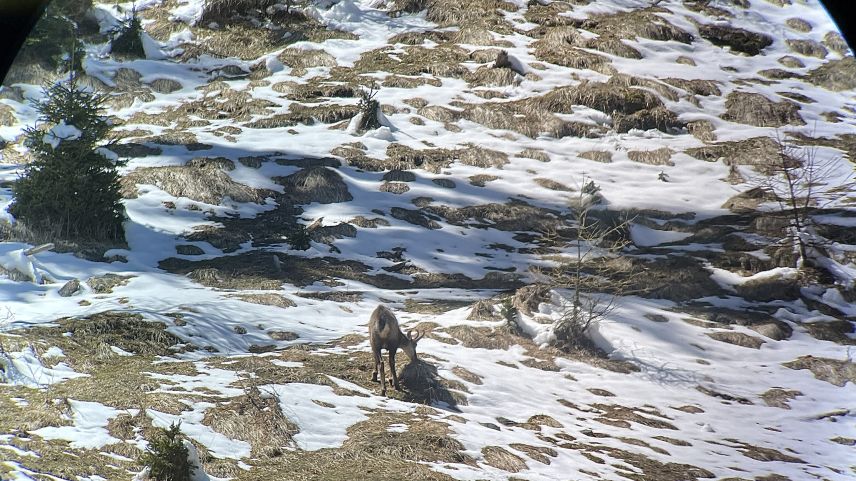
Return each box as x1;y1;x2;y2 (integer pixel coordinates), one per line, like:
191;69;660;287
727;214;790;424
368;305;424;395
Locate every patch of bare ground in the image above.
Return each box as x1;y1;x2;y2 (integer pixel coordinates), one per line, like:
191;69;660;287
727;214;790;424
805;57;856;92
534;178;573;191
721;91;805;127
350;144;457;173
783;355;856;386
353;45;469;78
530;27;615;74
277;48;339;76
474;99;600;138
801;319;856;345
469;174;499;186
403;298;472;314
481;445;527;472
230;293;296;309
203;386;297;458
786;39;828;58
121;163;268;205
707;331;766;349
591;404;677;430
424;199;562;232
566;442;715;480
761;388;802;409
580;150;613;163
622;256;725;301
720;440;805;463
628;148;674;166
653;435;692;447
532;78;683;133
275;166;353;204
686;135;780;167
161;250;521;290
696;386;753;405
442;324;638;373
242;411;467;481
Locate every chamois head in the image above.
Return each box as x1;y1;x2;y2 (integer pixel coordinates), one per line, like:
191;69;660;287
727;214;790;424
400;328;425;361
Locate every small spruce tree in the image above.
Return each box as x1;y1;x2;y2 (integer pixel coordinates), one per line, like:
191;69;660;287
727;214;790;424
10;72;125;242
356;85;381;132
140;423;195;481
111;6;146;59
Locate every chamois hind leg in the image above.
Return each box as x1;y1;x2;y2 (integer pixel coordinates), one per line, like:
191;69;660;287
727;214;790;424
370;349;381;383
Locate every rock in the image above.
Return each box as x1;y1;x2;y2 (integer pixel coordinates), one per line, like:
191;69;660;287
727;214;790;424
148;78;182;94
58;279;81;297
176;245;205;255
736;273;801;302
234;326;247;335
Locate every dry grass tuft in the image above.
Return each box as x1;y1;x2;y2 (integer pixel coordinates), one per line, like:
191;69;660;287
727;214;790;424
465;66;518;87
580;150;612;163
481;445;527;472
122;164;266;205
231;293;296;309
278;48;338;73
686;136;779;166
698;23;773;56
276;167;353;204
509;443;557;464
203;386;298;458
786;39;828;58
534;178;573;191
583;7;693;44
400;359;468;407
518;148;550;162
823;31;849;55
627;148;674;166
721;91;804;127
806;57;856;91
458;143;509;168
687;120;717;142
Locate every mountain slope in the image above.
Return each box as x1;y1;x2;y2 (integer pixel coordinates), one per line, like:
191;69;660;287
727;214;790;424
0;0;855;480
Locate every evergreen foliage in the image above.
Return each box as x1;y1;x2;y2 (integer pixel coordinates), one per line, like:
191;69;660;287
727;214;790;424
10;73;125;242
357;85;381;132
286;224;311;250
22;12;84;72
111;7;146;59
140;423;195;481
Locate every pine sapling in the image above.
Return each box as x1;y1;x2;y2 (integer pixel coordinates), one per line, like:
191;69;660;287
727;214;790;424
140;422;195;481
357;84;381;132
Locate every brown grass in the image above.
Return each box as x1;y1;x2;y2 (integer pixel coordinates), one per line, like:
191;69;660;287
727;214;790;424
458;143;509;168
725;91;806;126
786;39;828;58
481;445;527;472
627;148;674;166
580;150;613;163
122;164;265;204
276;167;353;204
203;386;298;458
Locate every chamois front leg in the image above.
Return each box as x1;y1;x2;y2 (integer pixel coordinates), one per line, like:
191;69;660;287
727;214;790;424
389;349;402;391
378;349;387;396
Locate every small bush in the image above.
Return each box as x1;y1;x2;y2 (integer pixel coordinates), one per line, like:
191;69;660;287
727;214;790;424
140;423;195;481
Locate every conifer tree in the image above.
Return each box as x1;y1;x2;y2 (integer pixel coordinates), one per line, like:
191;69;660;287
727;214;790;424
111;6;146;59
10;72;125;242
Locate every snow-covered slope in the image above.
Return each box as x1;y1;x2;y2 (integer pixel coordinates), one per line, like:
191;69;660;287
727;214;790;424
0;0;855;480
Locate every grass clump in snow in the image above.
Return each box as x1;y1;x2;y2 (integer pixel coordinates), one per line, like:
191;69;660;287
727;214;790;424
141;422;196;481
721;91;805;127
121;164;267;205
203;386;298;458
